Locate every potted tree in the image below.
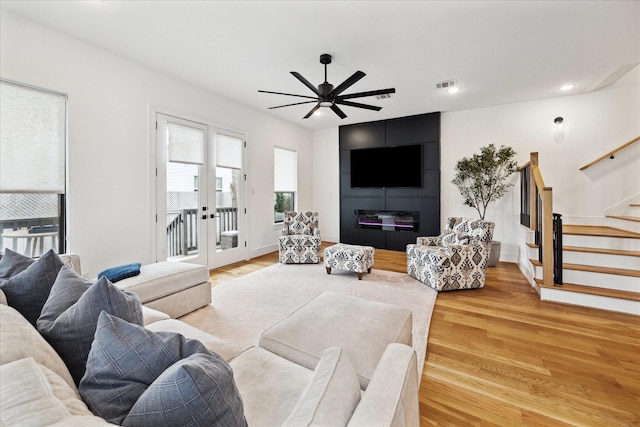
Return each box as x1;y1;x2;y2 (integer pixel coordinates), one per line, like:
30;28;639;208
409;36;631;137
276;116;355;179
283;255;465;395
451;144;517;267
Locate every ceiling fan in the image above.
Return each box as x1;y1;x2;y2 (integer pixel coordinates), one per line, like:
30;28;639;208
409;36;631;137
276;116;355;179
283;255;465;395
258;53;395;119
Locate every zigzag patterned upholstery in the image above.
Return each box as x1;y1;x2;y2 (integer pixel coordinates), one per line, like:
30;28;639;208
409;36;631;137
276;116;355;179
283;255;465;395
278;211;321;264
406;217;494;291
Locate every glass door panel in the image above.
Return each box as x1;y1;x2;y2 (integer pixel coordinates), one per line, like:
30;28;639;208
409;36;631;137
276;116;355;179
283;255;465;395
209;132;246;268
156;114;207;265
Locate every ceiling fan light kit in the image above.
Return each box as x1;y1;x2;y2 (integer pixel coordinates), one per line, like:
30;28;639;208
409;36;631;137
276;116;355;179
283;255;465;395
259;53;396;119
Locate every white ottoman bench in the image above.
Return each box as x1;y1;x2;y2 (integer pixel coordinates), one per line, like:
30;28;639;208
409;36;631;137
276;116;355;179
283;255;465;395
259;291;412;390
324;243;375;280
115;261;211;318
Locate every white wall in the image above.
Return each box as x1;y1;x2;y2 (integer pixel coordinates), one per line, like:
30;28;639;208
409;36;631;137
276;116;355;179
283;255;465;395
312;128;340;243
1;11;313;277
314;68;640;266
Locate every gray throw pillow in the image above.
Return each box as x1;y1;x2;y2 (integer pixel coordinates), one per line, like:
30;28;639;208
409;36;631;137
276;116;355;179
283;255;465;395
124;353;247;427
80;312;246;427
0;248;35;281
37;276;143;385
37;265;94;327
0;249;63;325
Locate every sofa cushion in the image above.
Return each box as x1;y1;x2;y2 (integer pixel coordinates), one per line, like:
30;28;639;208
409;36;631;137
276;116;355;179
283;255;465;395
80;312;245;426
0;358;111;426
114;261;209;303
37;276;143;385
146;318;243;361
141;305;171;325
282;347;361;427
0;248;34;282
0;304;76;390
0;249;63;325
98;262;141;283
230;347;313;426
124;353;247;427
259;291;412;390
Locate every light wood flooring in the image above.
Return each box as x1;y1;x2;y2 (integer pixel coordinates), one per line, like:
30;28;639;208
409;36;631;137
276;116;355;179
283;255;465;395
209;245;640;427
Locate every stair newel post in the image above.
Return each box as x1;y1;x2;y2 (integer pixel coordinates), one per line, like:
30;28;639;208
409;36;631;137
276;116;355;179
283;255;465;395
541;189;554;287
552;213;563;286
529;153;538;230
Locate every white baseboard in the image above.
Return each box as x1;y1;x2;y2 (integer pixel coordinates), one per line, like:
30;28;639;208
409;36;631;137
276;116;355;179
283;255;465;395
249;244;277;259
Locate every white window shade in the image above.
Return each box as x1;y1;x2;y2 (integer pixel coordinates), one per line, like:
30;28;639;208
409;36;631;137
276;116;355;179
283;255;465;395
274;147;297;192
0;81;66;193
167;122;204;165
216;134;242;169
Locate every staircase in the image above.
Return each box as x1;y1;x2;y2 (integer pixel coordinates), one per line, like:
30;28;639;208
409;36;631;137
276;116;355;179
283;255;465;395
528;205;640;315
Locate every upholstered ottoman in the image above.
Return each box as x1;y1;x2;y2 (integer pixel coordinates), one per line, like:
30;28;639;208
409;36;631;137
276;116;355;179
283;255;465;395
259;291;412;390
115;261;211;318
324;243;375;280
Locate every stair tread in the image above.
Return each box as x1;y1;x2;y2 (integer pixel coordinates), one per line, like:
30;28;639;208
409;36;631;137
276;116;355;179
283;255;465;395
563;262;640;277
528;243;640;257
607;215;640;223
562;245;640;257
562;224;640;239
535;278;640;302
529;259;640;277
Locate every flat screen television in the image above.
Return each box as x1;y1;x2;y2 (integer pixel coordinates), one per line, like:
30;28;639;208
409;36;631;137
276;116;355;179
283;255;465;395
350;144;423;188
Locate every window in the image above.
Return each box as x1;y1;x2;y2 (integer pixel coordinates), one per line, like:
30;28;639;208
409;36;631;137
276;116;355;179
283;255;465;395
0;79;67;256
274;147;297;223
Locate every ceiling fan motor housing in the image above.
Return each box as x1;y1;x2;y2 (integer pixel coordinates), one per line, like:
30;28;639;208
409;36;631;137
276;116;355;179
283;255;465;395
320;53;332;65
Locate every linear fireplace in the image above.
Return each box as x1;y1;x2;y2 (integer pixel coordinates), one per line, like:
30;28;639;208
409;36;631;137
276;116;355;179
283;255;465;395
355;210;419;232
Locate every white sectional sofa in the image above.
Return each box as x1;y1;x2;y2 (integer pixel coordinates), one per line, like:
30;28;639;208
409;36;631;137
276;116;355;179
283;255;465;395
0;253;420;426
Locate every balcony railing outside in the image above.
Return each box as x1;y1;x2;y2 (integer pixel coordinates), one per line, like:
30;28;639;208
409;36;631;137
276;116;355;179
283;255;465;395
166;207;238;258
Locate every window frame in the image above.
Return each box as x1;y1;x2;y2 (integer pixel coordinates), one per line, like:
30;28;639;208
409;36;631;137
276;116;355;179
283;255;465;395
0;78;68;256
273;147;297;224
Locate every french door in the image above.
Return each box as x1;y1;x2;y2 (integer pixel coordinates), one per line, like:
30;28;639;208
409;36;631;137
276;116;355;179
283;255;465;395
155;113;246;268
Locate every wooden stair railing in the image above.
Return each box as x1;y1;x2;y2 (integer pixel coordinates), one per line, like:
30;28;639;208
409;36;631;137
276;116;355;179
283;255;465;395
579;135;640;171
519;152;555;287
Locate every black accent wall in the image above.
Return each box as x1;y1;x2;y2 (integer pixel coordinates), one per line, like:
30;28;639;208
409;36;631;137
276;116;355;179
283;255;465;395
339;112;441;251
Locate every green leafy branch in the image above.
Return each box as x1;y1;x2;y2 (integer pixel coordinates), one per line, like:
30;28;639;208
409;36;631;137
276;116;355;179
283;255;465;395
451;144;517;220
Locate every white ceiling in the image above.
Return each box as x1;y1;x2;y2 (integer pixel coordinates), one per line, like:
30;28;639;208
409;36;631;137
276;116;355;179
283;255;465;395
2;0;639;130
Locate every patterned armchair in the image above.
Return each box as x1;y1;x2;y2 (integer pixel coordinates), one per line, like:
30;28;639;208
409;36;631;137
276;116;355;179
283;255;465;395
278;211;321;264
406;217;494;291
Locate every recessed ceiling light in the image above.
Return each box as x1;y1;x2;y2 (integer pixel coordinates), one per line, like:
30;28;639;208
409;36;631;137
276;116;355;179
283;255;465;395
447;86;460;94
314;110;322;116
560;84;574;92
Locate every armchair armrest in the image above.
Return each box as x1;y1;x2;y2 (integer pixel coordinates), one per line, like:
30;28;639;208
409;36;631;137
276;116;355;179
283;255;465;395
406;244;450;267
347;343;419;427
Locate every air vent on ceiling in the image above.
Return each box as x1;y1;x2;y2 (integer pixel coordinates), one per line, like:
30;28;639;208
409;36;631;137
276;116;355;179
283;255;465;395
436;79;457;89
375;93;392;100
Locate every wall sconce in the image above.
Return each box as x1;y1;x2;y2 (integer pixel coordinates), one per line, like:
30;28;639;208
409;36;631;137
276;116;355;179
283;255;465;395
553;116;564;143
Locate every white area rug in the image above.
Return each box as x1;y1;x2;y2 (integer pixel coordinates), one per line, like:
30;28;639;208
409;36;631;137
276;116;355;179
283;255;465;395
181;263;438;377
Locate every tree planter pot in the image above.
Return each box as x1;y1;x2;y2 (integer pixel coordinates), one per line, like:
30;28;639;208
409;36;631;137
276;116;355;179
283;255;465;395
487;241;501;267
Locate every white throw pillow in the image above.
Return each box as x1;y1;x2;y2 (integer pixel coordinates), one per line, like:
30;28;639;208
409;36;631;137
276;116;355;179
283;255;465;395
0;357;108;426
282;347;361;427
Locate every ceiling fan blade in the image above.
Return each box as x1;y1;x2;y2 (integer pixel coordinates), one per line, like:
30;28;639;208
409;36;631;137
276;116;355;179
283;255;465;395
303;104;321;119
258;90;317;100
330;104;347;119
291;72;321;96
337;88;395;100
335;100;382;111
268;101;317;109
328;71;366;98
